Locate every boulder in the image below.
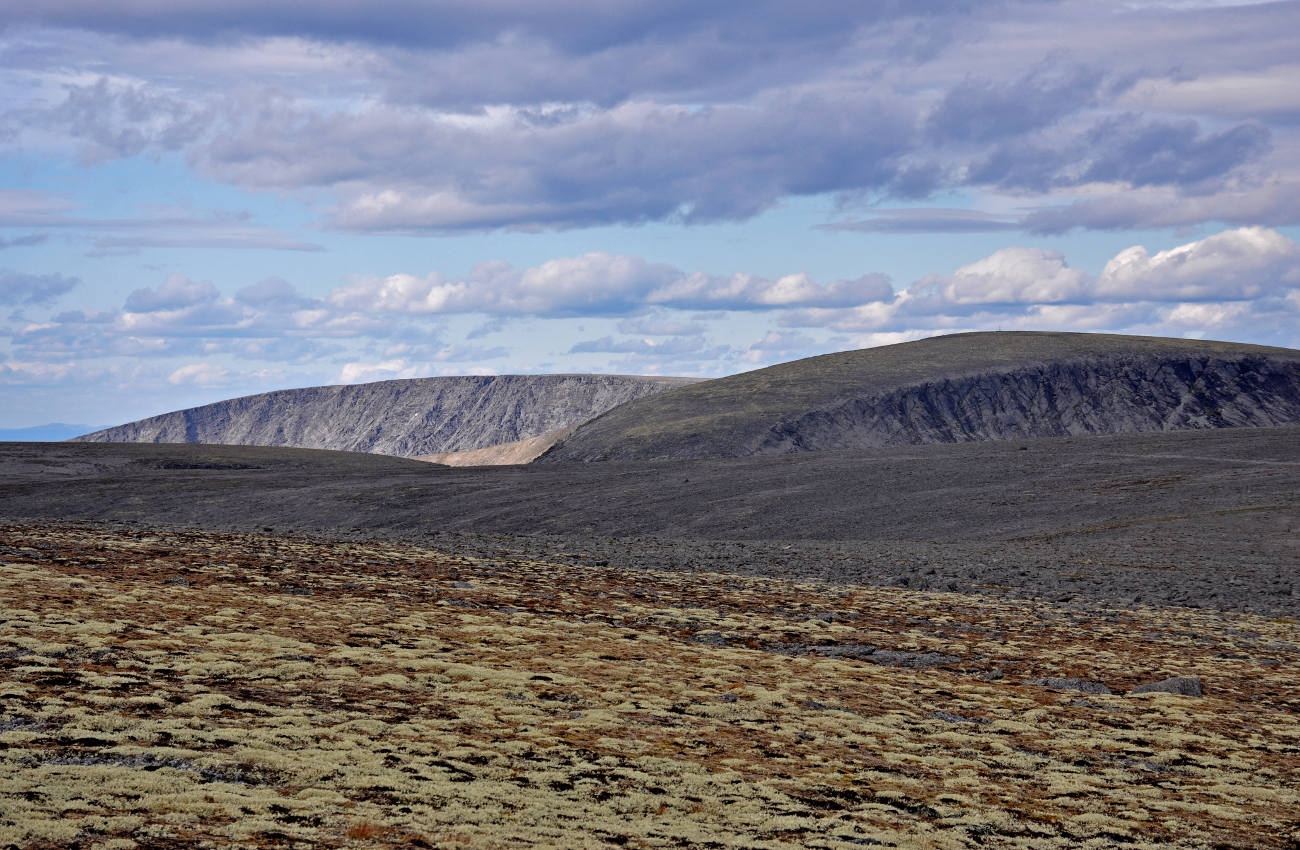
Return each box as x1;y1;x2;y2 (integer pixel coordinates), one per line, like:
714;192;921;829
1028;677;1112;695
1130;676;1203;697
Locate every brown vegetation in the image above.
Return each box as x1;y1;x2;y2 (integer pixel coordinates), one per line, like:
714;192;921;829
2;523;1298;848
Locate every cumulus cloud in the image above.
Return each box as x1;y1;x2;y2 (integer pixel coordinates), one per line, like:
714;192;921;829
1095;226;1300;300
167;362;230;386
911;247;1091;306
777;227;1300;346
338;359;421;384
124;275;221;313
330;254;895;317
0;270;77;305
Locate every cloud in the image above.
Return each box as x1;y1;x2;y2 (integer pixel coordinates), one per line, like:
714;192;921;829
1022;182;1300;233
0;234;47;250
0;270;78;305
567;335;721;356
649;271;894;310
1079;115;1271;188
338;359;421;383
926;57;1105;143
0;358;80;385
330;254;896;317
167;362;230;386
234;277;312;308
822;208;1021;234
911;247;1091;306
969;115;1271;192
616;313;706;336
6;2;1299;235
739;330;822;363
1;2;979;60
777;227;1300;346
1095;226;1300;300
37;78;211;164
124;275;220;313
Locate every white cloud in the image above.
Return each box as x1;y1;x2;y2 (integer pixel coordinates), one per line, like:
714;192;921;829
329;254;895;317
125;274;219;313
167;362;230;386
0;358;80;384
1096;226;1300;300
913;247;1091;305
338;359;420;383
779;227;1300;348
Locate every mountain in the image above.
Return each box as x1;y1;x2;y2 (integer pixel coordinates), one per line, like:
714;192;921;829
73;374;697;457
0;423;103;442
539;331;1300;462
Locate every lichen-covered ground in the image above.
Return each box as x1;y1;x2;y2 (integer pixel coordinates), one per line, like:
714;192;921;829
2;523;1297;849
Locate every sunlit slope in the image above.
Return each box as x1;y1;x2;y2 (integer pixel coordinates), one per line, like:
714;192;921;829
540;331;1300;461
74;374;696;457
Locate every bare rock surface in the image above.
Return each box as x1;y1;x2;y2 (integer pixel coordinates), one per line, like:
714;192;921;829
74;374;696;457
1131;676;1203;697
1028;677;1113;695
542;332;1300;461
2;423;1297;616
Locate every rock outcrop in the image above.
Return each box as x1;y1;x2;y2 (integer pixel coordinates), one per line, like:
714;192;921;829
74;374;696;457
540;332;1300;462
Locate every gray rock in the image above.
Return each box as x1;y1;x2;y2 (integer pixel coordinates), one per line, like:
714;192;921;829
1028;677;1112;695
1130;676;1203;697
75;374;697;457
929;710;990;725
861;648;960;668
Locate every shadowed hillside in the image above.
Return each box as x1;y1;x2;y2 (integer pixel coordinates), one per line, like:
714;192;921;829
73;374;696;457
540;332;1300;462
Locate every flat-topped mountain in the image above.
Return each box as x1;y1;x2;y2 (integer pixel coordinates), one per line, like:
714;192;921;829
74;374;696;457
539;331;1300;461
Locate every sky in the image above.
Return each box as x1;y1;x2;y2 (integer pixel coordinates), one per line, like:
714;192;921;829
1;0;1298;428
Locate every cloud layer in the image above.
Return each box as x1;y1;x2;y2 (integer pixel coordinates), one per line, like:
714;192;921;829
2;1;1297;233
3;228;1295;424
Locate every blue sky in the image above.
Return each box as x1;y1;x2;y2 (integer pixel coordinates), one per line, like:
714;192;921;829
1;0;1298;428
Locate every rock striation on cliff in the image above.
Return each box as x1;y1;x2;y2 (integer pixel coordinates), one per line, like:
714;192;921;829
539;332;1300;461
74;374;696;457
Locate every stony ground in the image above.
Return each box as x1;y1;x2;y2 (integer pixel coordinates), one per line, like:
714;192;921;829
3;523;1298;849
3;427;1296;616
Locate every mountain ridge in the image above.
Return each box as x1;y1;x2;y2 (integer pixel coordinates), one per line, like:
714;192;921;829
539;331;1300;461
74;373;697;457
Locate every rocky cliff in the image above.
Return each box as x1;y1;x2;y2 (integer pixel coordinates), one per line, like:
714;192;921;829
74;374;697;457
540;332;1300;461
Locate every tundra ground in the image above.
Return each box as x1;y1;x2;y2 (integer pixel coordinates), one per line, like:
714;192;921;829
2;523;1297;849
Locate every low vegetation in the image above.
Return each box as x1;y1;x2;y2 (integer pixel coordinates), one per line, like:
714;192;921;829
2;523;1297;848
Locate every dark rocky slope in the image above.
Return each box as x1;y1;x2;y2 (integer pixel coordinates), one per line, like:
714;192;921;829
541;331;1300;461
2;426;1297;615
74;374;696;457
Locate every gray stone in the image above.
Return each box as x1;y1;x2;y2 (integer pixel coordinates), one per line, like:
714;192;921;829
1028;677;1112;695
1130;676;1203;697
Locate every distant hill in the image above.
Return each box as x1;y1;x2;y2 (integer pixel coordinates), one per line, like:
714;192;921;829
74;374;697;457
0;423;103;442
539;331;1300;462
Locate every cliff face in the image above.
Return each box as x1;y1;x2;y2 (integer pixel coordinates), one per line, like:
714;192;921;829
540;333;1300;462
74;374;696;457
755;354;1300;454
